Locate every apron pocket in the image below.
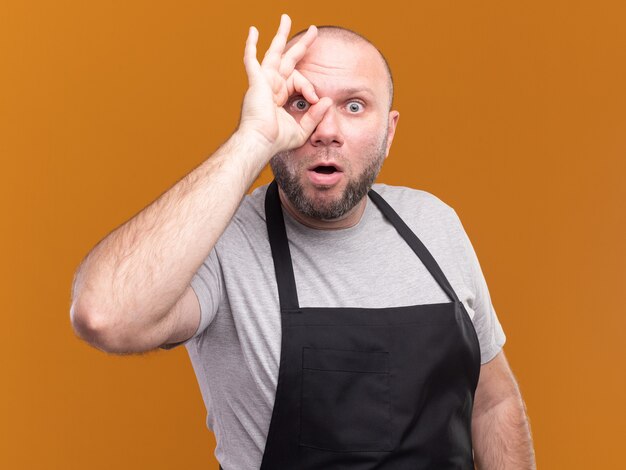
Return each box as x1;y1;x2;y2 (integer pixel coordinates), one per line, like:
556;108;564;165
299;347;393;452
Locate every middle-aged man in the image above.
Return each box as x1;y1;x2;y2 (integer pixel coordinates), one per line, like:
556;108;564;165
71;14;536;469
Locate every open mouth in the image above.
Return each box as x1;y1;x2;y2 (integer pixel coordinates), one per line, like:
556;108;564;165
307;163;344;186
311;165;340;174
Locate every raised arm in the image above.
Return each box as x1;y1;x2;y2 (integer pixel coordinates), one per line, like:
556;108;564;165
70;14;332;354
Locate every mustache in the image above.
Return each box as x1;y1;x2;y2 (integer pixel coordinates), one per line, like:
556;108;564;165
275;147;345;162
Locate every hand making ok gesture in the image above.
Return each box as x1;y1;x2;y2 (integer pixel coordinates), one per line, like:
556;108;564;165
238;14;332;157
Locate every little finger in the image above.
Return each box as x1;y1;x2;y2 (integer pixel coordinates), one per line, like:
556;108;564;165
243;26;262;84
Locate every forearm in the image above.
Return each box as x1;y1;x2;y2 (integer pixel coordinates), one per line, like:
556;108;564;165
472;395;536;470
71;130;271;346
71;15;330;352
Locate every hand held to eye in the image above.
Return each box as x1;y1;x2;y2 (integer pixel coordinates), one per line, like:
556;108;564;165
237;14;332;158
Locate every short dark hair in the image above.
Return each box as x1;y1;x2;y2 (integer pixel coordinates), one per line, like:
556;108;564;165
288;26;394;109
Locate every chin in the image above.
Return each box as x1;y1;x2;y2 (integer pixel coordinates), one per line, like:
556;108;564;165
303;184;344;202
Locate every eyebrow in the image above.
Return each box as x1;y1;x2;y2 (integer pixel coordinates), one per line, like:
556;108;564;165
288;86;378;103
337;87;376;97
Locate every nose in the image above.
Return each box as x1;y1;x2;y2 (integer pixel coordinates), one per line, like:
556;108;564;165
309;107;343;147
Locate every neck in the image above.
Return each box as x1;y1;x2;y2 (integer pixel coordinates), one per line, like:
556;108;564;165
278;189;368;230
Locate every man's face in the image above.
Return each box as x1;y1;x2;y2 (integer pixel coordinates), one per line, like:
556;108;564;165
270;35;399;221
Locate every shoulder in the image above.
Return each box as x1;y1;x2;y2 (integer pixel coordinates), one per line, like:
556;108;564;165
214;184;269;252
371;184;453;209
234;184;269;222
370;184;470;261
225;184;268;232
371;183;460;225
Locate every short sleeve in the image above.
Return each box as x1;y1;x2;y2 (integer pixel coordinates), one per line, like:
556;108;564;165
189;248;223;338
160;248;223;350
452;210;507;364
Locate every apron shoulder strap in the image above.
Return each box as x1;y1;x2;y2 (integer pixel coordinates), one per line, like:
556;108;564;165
265;180;301;311
265;181;462;309
367;189;461;304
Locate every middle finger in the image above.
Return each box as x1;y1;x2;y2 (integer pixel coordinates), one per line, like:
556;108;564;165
278;25;318;78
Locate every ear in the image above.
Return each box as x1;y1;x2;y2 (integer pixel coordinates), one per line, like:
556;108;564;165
384;110;400;158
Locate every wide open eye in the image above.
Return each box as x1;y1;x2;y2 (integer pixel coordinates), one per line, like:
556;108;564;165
289;97;311;112
346;101;364;113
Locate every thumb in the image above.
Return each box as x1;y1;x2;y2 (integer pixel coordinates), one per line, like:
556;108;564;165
298;97;333;139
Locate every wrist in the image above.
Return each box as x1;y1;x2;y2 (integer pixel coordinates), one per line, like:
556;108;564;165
232;127;277;156
223;129;277;180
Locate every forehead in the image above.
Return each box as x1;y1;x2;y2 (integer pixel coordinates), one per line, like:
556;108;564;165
292;36;389;100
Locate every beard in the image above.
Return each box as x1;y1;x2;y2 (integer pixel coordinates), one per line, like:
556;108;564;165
270;132;388;221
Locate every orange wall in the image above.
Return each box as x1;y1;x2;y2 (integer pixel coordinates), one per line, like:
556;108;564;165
1;1;624;468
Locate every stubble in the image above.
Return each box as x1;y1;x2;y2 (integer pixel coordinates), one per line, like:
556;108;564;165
270;132;388;220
